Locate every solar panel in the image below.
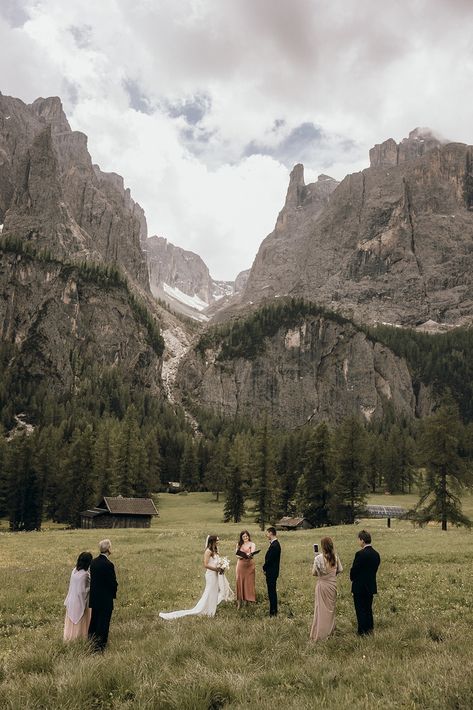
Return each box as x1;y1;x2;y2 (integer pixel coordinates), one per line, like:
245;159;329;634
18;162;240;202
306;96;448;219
363;505;407;518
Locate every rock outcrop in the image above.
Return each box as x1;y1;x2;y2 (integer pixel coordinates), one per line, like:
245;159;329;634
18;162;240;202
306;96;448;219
0;246;162;393
242;169;339;302
179;313;417;427
146;235;235;318
0;94;148;290
238;129;473;327
234;269;250;293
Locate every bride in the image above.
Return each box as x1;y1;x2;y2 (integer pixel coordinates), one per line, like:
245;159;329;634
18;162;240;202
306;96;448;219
159;535;234;620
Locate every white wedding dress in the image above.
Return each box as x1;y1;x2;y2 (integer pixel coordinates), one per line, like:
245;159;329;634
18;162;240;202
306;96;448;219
159;555;234;620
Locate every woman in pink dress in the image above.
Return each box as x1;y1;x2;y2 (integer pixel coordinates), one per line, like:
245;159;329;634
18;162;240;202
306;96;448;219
235;530;256;609
310;536;343;642
63;551;93;641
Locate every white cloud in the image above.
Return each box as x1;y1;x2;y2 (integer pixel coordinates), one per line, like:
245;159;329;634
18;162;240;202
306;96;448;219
2;0;473;278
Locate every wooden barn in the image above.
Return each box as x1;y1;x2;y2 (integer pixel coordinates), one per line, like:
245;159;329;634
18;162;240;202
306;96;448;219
276;516;313;531
80;496;158;529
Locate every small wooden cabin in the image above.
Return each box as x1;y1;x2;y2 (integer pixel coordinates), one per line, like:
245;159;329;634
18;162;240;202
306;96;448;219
80;496;158;529
167;481;182;494
276;516;313;531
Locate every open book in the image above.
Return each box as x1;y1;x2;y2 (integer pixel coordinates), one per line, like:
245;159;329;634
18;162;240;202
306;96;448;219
236;549;261;559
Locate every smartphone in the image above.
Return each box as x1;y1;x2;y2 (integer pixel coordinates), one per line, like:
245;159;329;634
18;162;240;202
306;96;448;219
313;544;319;553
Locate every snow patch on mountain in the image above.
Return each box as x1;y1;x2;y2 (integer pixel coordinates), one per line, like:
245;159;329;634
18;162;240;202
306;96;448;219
163;283;209;311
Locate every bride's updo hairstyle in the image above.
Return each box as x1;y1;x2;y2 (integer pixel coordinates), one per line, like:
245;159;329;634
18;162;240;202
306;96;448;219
321;537;336;567
237;530;251;548
207;535;219;555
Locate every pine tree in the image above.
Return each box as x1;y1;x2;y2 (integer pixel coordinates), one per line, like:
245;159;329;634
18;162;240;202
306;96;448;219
93;417;120;497
6;433;44;531
116;407;142;496
224;434;249;523
366;431;383;493
277;434;299;516
252;420;279;530
298;422;333;526
0;425;7;517
330;417;369;524
60;425;97;527
382;425;416;493
204;436;230;501
145;429;162;492
412;401;471;530
179;438;199;491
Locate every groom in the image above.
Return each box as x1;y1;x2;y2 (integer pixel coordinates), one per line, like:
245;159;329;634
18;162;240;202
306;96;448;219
263;526;281;616
88;539;118;652
350;529;380;636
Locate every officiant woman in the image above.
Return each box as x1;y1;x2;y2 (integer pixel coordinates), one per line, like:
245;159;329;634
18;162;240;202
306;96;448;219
235;530;256;608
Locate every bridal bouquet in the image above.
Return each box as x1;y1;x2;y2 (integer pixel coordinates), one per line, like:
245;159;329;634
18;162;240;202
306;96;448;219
217;557;230;574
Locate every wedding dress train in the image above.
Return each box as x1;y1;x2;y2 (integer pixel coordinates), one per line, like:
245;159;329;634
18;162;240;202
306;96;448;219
159;556;234;620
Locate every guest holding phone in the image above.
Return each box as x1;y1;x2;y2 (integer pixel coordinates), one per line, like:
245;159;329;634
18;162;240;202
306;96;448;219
235;530;256;609
310;536;343;642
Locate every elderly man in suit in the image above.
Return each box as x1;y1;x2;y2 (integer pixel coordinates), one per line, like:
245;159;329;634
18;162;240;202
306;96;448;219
263;526;281;617
88;539;118;652
350;529;381;635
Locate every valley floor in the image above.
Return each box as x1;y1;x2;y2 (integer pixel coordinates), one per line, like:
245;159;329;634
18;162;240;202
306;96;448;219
1;493;473;709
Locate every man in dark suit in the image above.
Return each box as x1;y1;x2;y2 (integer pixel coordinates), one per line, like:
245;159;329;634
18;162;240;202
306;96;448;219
263;526;281;616
350;529;381;635
88;538;118;652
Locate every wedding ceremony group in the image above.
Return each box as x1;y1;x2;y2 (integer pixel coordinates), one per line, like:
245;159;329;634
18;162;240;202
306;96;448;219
64;526;380;652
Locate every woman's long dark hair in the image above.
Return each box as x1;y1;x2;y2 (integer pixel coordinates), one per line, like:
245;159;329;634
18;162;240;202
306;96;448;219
237;530;251;549
76;551;93;571
321;537;336;567
207;535;219;555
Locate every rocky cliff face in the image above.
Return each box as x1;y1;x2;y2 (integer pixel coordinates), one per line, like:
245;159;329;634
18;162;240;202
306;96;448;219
146;235;235;318
0;246;162;393
242;169;339;302
0;94;148;290
178;313;417;427
239;129;473;327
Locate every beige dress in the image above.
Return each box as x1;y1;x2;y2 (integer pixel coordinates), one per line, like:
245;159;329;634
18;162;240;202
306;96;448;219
236;542;256;602
63;568;91;641
310;553;343;642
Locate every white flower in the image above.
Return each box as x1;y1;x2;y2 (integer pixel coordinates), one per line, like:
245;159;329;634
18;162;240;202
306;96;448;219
217;557;230;571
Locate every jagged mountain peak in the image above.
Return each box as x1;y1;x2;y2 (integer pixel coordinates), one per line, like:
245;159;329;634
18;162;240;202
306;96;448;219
145;235;238;320
0;93;149;290
369;126;448;168
284;163;337;210
30;96;71;133
235;127;473;328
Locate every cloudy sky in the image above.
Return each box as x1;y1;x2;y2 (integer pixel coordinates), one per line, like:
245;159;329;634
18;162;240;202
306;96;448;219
1;0;473;279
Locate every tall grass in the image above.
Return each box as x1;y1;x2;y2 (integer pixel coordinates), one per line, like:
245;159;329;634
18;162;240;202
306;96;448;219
1;492;473;709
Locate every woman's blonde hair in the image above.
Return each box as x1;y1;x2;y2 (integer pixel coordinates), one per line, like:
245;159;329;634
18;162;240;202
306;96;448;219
321;536;336;567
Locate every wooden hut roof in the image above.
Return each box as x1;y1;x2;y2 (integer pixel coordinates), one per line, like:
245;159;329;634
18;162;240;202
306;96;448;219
98;497;158;516
277;516;306;527
80;508;108;518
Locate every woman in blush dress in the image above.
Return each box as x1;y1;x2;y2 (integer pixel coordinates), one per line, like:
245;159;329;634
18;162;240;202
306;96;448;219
64;551;93;641
159;535;234;621
310;537;343;642
235;530;256;609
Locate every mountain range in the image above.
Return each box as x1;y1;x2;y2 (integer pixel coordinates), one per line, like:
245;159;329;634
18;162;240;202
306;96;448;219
1;93;472;428
224;127;473;330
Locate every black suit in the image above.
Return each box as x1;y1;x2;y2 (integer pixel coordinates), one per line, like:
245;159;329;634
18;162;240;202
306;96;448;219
350;544;380;635
263;539;281;616
88;554;118;651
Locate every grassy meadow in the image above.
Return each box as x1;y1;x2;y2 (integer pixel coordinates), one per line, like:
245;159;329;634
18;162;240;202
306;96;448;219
1;492;473;709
